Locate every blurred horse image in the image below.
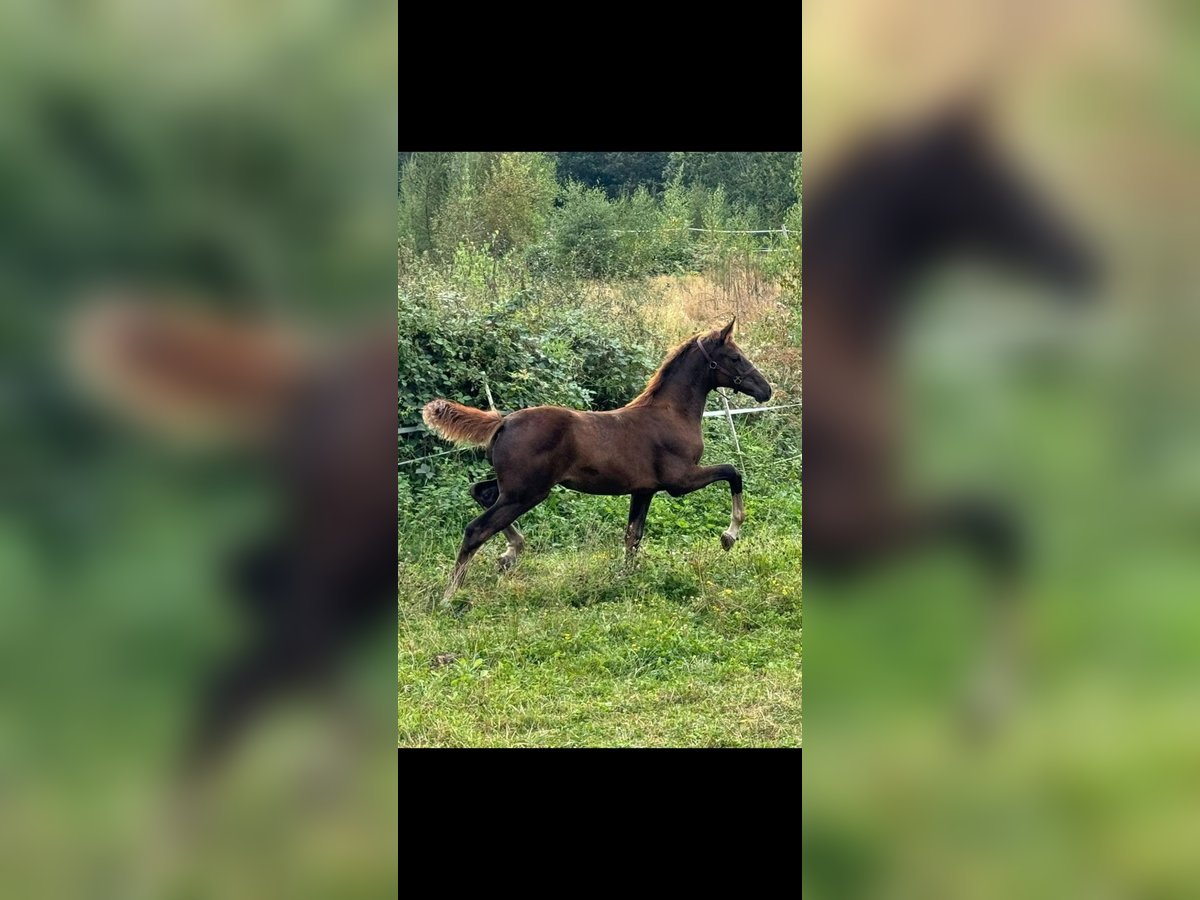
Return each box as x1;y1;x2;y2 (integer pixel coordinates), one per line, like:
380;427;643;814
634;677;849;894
68;295;397;779
804;99;1098;725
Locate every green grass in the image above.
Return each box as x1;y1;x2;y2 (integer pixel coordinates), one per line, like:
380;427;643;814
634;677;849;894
398;527;801;747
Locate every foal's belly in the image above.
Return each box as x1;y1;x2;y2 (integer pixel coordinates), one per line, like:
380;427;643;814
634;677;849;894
559;455;658;495
559;470;647;496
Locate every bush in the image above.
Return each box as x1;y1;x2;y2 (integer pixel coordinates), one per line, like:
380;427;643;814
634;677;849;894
543;182;623;278
435;153;557;258
397;284;658;430
540;181;697;279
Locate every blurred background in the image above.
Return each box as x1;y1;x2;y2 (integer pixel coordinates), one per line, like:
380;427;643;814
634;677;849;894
804;0;1200;896
0;1;397;897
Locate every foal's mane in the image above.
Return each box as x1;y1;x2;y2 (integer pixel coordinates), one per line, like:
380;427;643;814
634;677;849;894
625;332;704;408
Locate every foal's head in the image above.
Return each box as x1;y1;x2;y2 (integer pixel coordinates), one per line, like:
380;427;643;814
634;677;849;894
699;319;773;403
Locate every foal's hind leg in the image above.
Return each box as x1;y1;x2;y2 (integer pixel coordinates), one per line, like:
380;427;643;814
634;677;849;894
625;491;654;563
470;480;525;572
442;491;548;611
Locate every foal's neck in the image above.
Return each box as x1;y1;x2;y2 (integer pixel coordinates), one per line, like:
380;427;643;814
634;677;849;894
646;346;712;421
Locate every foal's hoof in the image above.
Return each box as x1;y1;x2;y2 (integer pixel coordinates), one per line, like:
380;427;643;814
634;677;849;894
721;531;737;551
497;554;517;573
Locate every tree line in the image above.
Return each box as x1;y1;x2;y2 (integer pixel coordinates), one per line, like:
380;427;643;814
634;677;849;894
398;151;801;280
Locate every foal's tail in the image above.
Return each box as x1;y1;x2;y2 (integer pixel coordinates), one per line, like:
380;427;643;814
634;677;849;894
421;399;503;447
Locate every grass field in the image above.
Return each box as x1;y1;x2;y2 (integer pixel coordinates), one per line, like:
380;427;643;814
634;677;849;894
398;525;802;747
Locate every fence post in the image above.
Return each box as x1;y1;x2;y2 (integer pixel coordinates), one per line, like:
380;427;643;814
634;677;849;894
481;373;497;412
717;390;745;472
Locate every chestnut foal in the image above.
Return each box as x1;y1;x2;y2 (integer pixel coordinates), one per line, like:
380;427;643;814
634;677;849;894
422;319;773;611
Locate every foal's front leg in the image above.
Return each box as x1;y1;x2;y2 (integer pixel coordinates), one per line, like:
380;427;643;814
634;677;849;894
721;490;746;551
665;464;745;550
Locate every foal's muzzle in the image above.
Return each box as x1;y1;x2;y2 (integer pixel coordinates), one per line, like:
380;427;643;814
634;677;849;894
745;379;772;403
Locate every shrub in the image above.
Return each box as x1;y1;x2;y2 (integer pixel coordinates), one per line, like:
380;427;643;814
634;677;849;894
432;153;556;259
397;285;657;430
544;182;623;278
541;181;696;279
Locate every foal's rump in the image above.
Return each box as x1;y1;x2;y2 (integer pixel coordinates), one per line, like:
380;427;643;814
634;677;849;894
421;401;573;487
488;405;576;483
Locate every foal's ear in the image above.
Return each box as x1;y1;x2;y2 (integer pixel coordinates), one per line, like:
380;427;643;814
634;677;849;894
719;318;736;343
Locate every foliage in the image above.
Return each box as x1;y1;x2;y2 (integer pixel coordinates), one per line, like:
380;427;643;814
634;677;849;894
397;279;658;430
399;151;801;282
399;152;558;260
665;151;799;228
435;152;557;258
658;167;697;270
536;180;703;279
540;181;624;277
756;155;802;308
397;151;452;256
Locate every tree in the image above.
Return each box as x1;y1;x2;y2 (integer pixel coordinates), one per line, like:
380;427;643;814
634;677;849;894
432;152;556;257
397;153;451;255
664;152;799;227
556;152;669;198
546;181;622;277
474;153;558;255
